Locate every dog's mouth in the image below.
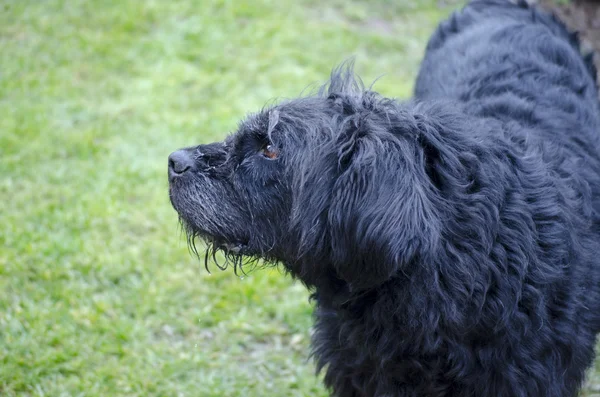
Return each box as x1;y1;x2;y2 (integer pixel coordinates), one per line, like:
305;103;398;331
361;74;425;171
201;233;252;256
217;241;250;255
179;220;251;257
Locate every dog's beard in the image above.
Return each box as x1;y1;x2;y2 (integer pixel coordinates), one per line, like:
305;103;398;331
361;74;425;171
178;216;265;276
172;184;281;275
169;174;260;274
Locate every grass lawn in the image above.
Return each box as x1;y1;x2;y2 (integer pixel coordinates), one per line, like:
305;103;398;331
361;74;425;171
2;0;600;396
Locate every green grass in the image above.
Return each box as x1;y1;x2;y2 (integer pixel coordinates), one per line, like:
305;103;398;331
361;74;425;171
2;0;599;396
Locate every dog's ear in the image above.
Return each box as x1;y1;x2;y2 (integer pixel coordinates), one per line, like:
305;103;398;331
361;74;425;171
291;108;444;290
328;114;444;290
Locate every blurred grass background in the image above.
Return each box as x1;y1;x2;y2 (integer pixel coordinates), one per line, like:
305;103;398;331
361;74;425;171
3;0;599;396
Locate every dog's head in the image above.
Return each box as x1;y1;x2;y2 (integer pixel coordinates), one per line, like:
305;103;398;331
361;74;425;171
168;66;446;290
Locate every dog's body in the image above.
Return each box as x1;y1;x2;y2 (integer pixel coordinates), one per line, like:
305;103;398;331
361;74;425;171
168;1;600;396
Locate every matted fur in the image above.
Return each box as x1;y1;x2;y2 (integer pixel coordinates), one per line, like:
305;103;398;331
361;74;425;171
168;1;600;395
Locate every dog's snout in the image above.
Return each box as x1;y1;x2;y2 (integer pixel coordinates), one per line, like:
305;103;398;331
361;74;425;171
168;150;194;175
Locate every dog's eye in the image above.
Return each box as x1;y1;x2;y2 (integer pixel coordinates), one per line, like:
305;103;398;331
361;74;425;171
261;144;278;160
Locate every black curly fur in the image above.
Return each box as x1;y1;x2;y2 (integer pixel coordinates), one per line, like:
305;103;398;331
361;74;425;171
168;1;600;396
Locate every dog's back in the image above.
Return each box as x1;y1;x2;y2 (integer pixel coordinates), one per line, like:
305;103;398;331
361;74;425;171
416;0;597;101
416;0;600;227
416;1;598;132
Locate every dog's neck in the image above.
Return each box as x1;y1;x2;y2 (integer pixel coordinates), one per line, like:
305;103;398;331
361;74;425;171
312;274;401;312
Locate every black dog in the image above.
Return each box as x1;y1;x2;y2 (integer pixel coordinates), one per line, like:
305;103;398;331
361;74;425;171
168;1;600;395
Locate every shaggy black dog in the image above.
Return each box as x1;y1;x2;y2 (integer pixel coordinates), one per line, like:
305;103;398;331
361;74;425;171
168;1;600;395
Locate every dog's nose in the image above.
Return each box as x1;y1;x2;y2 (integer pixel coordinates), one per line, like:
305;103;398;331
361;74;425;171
168;150;194;175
